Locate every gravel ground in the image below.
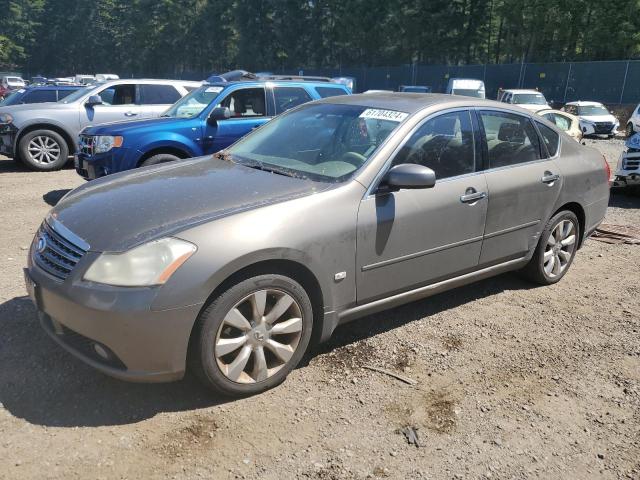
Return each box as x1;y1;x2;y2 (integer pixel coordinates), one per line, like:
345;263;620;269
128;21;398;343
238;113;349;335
0;138;638;480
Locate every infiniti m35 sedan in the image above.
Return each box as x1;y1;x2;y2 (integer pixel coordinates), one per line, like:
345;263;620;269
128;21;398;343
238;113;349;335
25;93;610;396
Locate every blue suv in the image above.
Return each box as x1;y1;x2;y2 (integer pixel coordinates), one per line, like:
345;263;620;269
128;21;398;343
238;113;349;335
75;73;350;180
0;85;84;106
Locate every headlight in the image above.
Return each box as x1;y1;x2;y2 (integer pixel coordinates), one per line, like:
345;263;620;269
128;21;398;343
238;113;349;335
94;135;123;154
84;237;196;287
0;113;13;124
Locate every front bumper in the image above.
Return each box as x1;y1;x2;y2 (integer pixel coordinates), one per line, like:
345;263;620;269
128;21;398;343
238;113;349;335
613;152;640;187
0;124;17;157
75;147;134;180
25;258;203;383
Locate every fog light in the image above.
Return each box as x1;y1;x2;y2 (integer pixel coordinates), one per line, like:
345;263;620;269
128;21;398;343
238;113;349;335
93;343;110;360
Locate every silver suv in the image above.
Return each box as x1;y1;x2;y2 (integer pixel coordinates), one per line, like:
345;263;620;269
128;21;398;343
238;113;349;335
0;79;200;171
25;93;610;397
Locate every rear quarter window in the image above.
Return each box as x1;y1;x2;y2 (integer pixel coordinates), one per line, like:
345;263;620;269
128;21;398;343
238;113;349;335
315;87;348;98
536;122;560;157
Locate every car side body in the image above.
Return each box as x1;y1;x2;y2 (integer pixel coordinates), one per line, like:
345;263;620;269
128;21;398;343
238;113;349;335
536;108;588;141
74;80;351;180
0;79;201;170
25;93;610;394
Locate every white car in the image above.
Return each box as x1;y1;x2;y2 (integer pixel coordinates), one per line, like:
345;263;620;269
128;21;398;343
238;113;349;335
1;76;25;90
624;104;640;137
562;101;619;137
613;133;640;192
498;89;549;112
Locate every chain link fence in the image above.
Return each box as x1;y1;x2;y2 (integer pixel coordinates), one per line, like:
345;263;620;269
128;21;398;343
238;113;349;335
275;60;640;105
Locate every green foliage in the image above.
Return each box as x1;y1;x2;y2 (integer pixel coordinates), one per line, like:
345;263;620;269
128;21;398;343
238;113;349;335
1;0;639;75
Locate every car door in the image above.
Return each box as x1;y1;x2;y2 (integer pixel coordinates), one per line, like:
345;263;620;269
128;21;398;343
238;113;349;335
478;109;562;266
138;83;183;118
200;86;270;153
82;83;144;127
356;109;488;303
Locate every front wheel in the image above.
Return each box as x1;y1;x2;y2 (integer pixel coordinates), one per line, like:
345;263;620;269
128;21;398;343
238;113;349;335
189;274;314;397
140;153;181;167
18;129;69;171
520;211;579;285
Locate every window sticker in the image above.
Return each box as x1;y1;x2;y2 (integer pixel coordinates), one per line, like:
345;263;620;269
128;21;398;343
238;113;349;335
359;108;408;122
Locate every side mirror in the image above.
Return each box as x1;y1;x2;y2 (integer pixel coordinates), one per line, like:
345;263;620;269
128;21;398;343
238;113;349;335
380;164;436;191
208;106;231;124
85;94;103;106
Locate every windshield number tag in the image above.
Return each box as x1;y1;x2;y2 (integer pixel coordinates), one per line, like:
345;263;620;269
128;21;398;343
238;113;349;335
359;109;408;122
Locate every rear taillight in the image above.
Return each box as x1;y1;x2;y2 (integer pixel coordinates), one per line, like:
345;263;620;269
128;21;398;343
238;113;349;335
602;154;611;185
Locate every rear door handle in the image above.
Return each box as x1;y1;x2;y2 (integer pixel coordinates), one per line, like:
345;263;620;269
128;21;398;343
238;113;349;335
460;189;487;204
124;111;138;117
541;171;560;184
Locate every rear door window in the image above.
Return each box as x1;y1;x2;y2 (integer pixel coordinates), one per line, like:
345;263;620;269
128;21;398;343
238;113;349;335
536;122;560;157
139;84;181;105
23;89;57;103
479;111;542;168
315;86;348;98
273;87;312;114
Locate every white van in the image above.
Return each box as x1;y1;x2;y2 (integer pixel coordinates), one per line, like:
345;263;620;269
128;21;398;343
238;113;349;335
446;78;485;98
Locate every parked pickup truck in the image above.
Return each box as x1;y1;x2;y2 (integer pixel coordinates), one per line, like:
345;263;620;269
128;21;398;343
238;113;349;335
74;75;350;180
0;79;200;170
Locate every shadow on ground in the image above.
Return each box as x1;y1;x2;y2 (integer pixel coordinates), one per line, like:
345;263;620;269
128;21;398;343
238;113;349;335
0;157;75;174
43;189;72;206
0;272;534;428
609;189;640;209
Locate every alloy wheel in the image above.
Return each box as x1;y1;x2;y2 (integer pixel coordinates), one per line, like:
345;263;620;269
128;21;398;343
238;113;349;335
214;289;304;384
543;219;577;278
28;135;61;165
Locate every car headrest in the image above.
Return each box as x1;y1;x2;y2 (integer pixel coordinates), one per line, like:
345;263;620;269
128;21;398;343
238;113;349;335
498;122;525;143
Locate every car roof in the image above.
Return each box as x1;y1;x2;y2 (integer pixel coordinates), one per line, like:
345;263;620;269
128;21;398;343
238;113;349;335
315;92;532;114
206;79;348;89
24;85;81;90
565;101;603;106
503;89;541;94
99;79;202;87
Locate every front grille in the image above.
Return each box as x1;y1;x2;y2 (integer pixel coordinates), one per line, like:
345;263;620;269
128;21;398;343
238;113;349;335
594;122;614;134
78;135;95;155
33;221;87;280
623;157;640;170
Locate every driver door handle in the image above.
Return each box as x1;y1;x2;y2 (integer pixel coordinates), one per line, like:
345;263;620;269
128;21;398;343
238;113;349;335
124;111;138;117
541;171;560;184
460;188;487;204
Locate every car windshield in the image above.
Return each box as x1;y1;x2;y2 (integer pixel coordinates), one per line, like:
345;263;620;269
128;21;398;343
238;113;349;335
225;103;405;182
58;84;100;103
513;93;547;105
452;89;483;98
0;90;24;106
162;85;223;118
578;105;609;116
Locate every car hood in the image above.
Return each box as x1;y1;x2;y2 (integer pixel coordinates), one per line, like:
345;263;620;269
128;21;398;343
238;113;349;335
51;156;331;252
83;116;191;136
0;101;75;116
579;114;617;124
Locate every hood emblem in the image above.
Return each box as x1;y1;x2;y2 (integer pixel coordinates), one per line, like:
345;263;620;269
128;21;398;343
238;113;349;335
36;236;47;253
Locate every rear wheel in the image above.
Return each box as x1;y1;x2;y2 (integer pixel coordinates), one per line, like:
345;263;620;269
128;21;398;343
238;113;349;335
140;153;181;167
520;211;579;285
189;274;313;397
18;129;69;171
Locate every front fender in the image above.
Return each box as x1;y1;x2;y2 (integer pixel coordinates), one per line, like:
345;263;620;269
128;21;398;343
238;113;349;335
137;134;201;159
15;117;77;151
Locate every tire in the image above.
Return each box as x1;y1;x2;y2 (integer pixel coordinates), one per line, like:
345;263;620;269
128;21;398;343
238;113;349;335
189;274;314;397
520;210;580;285
140;153;181;167
18;129;69;171
626;123;634;138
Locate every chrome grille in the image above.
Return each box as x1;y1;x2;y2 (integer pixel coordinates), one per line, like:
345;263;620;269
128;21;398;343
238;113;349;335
78;135;95;156
33;221;87;280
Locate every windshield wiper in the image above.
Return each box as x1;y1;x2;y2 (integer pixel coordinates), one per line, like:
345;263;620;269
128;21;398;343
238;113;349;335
242;162;299;178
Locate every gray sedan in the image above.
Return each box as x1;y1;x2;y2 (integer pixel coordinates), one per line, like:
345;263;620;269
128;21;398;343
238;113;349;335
25;93;610;396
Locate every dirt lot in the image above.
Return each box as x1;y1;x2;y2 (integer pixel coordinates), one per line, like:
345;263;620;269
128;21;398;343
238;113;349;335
0;139;638;480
